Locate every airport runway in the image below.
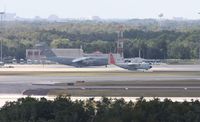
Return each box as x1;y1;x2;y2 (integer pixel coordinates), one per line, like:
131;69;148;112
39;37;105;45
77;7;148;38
0;64;200;97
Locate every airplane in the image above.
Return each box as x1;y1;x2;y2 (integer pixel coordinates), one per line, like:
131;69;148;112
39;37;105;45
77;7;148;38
37;43;152;69
46;55;108;67
109;53;152;70
40;46;109;67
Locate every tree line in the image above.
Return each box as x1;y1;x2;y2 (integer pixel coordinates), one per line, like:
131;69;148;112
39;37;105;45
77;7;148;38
1;96;200;122
1;21;200;59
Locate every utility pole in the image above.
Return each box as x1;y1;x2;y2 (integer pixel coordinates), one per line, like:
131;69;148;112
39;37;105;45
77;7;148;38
0;12;5;62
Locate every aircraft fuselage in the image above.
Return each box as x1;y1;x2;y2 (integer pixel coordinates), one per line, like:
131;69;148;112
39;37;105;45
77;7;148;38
46;56;108;67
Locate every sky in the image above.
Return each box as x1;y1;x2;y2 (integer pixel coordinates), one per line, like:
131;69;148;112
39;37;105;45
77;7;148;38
0;0;200;19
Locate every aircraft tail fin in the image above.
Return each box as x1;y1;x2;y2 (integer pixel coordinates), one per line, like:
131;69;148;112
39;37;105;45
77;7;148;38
108;53;116;65
35;43;56;57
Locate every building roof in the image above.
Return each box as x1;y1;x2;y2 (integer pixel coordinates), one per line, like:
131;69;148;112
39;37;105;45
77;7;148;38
51;48;83;58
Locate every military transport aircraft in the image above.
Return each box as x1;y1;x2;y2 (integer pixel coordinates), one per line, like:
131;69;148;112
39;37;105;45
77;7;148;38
39;45;108;67
38;43;152;70
109;53;152;70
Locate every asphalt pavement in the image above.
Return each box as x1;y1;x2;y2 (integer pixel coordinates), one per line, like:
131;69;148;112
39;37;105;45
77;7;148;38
1;64;200;96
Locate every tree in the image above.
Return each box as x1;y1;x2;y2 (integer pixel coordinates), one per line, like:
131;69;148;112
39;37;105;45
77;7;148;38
51;38;71;48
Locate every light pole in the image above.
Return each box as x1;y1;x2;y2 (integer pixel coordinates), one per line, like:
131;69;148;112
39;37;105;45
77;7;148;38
199;44;200;60
0;12;5;62
198;39;200;61
198;12;200;61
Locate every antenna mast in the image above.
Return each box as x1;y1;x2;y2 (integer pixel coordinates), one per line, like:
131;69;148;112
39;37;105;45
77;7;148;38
117;25;124;58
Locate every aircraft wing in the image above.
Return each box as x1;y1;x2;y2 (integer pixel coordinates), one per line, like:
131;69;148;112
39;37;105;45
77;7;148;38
116;63;139;70
72;57;91;63
127;63;139;66
72;56;108;67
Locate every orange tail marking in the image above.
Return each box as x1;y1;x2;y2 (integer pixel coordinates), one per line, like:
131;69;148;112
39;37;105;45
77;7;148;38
109;53;116;64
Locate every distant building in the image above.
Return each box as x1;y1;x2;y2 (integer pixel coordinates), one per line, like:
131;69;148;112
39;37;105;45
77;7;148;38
172;17;185;21
92;16;101;21
26;49;42;60
83;51;105;57
51;48;83;58
4;13;16;21
48;14;60;21
34;16;44;21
